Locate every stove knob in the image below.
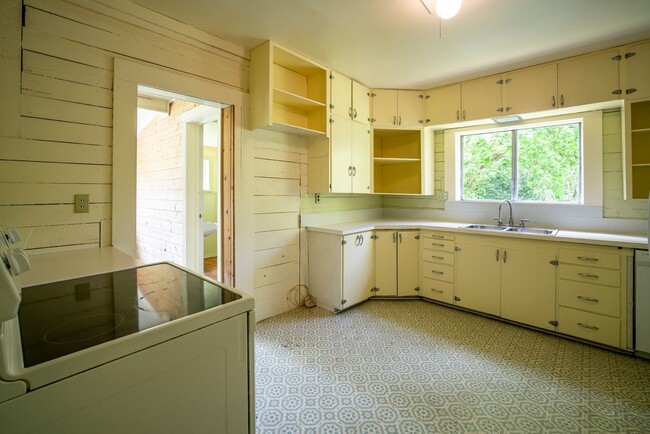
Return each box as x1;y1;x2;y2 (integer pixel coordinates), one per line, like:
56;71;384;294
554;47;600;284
7;248;31;276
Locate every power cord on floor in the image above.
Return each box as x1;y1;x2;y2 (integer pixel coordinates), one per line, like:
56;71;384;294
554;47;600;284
287;284;315;308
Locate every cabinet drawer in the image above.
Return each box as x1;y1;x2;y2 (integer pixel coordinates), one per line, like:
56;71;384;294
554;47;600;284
559;249;620;270
558;280;620;317
421;238;455;252
421;231;455;241
558;264;620;287
422;249;454;265
422;263;454;283
421;277;454;304
558;307;620;347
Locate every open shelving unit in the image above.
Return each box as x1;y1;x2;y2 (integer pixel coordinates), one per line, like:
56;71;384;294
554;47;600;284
627;100;650;199
372;129;422;194
250;41;329;136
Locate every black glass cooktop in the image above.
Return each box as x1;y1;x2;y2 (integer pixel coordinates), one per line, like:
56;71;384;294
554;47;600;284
18;263;241;368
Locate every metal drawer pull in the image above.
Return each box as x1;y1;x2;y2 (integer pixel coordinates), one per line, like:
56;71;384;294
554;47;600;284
577;322;599;331
577;296;599;302
578;272;599;279
431;243;445;247
430;235;446;239
430;289;443;293
577;256;599;262
431;255;445;260
431;270;444;275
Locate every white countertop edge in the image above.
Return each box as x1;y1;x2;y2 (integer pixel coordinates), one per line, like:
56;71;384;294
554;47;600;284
306;219;648;249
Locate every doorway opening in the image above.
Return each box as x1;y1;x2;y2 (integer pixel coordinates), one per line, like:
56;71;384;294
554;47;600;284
135;86;235;284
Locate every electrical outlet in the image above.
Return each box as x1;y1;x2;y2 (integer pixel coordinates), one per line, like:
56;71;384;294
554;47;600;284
75;283;91;301
315;193;320;203
75;194;89;213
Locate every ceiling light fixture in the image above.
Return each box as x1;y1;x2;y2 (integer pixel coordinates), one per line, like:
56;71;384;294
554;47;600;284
435;0;462;19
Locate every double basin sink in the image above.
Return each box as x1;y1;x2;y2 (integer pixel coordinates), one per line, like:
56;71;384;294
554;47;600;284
464;224;558;236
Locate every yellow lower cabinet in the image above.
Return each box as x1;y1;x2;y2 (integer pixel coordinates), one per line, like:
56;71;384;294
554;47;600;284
420;231;455;304
558;280;620;317
421;277;454;304
558;307;620;347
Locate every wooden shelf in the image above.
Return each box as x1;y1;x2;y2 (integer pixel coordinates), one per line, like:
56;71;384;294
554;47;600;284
373;157;421;165
273;88;326;111
632;127;650;133
271;121;327;137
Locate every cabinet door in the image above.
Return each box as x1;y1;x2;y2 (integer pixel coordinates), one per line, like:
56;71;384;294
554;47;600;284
371;89;398;127
461;75;502;121
374;231;397;296
455;240;501;316
352;81;371;125
330;70;352;119
557;49;620;107
343;231;374;308
425;84;461;125
500;245;557;330
504;64;557;115
622;40;650;100
351;121;371;193
397;90;424;129
397;231;420;296
330;114;352;193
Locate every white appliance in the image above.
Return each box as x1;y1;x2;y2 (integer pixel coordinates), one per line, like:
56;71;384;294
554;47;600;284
0;227;254;433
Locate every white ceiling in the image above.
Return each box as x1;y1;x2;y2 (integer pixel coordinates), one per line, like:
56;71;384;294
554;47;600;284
130;0;650;89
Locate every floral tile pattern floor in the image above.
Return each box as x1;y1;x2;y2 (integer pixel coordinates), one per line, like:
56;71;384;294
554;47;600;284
254;300;650;433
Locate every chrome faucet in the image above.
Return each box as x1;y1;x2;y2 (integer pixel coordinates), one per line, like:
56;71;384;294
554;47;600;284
494;200;514;227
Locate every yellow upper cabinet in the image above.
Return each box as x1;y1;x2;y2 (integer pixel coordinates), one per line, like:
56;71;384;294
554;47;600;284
370;89;424;129
250;41;329;136
502;63;558;115
460;74;502;121
424;84;461;125
557;49;620;108
330;71;371;125
620;40;650;100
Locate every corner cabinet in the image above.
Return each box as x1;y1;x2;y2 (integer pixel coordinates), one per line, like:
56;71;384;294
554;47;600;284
370;89;424;129
250;41;329;136
308;230;374;312
373;230;420;297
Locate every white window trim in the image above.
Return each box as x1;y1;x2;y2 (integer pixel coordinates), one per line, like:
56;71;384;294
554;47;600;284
444;110;603;206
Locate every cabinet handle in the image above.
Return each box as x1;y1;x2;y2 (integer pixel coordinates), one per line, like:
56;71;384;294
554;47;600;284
462;110;466;120
503;250;507;263
348;166;353;176
398;116;402;126
431;242;445;247
430;288;444;294
399;233;403;244
393;115;397;125
353;108;358;119
496;107;504;112
626;88;638;95
359;234;364;246
348;107;353;119
560;94;564;107
431;255;445;260
505;107;512;112
430;235;446;239
352;166;357;176
431;270;444;275
577;296;599;303
578;272;599;279
456;110;460;121
577;256;599;262
577;322;599;331
625;51;636;59
612;89;623;95
496;249;500;262
552;95;556;108
393;232;397;243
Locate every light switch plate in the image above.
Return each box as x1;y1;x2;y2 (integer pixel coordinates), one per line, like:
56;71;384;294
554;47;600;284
74;194;89;213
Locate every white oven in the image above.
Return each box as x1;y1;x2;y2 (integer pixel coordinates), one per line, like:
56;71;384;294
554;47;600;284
0;227;254;433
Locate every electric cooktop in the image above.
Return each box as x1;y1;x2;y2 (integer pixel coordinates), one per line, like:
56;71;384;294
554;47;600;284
17;263;241;367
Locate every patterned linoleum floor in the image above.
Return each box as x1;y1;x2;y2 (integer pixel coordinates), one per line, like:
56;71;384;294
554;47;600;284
255;300;650;433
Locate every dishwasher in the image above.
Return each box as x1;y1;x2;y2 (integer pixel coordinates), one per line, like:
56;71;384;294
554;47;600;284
636;249;650;359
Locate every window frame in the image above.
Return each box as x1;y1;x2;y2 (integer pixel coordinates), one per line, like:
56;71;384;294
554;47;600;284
444;110;603;207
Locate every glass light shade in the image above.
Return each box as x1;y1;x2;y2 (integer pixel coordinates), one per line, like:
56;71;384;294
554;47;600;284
436;0;462;19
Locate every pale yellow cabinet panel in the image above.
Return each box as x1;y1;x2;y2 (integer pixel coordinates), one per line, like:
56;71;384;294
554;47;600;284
397;231;420;296
371;89;424;128
621;40;650;100
558;307;620;348
330;70;352;119
455;238;501;316
460;75;502;121
500;243;557;331
352;81;371;125
374;230;397;296
250;41;329;136
351;121;372;193
342;231;374;309
424;84;461;125
328;114;371;194
503;64;558;115
420;231;455;304
557;49;620;108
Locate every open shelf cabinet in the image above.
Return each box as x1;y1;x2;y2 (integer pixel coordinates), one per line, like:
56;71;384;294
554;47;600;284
251;41;329;136
372;129;423;194
625;99;650;199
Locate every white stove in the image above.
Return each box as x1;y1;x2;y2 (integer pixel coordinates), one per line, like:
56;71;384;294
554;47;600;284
0;226;254;433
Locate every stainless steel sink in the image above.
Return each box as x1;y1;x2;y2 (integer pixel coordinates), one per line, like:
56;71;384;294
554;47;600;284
463;224;507;231
504;227;558;236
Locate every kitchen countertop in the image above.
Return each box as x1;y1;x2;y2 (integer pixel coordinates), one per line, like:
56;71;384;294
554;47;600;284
307;219;648;249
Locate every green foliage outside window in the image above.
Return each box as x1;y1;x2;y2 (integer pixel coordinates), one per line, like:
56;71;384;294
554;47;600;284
461;123;581;202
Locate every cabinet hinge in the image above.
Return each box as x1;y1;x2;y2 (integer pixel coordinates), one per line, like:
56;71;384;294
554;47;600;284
611;89;623;95
342;240;347;245
549;320;558;327
371;287;379;293
454;246;462;252
330;104;335;109
549;259;559;266
369;92;376;97
371;235;379;239
454;296;461;301
496;79;504;85
625;51;636;59
415;235;420;240
626;88;638;95
341;299;347;305
414;287;420;292
611;54;622;61
329;118;335;123
330;73;335;79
